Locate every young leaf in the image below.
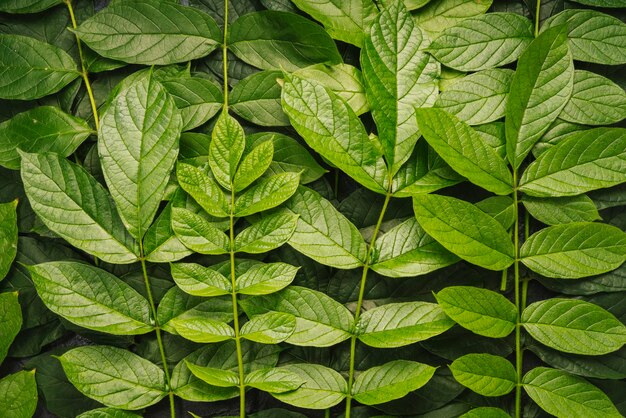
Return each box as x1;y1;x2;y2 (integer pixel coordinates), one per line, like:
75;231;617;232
522;195;600;226
356;302;455;348
161;76;223;130
523;367;621;418
20;152;139;263
234;140;274;192
142;201;193;263
476;196;516;229
234;172;300;217
235;210;298;253
428;13;533;72
77;408;142;418
0;371;37;418
505;25;574;169
284;187;367;269
271;364;347;409
208;112;246;190
28;262;153;335
413;194;515;270
0;34;79;100
435;286;517;338
415;108;513;195
0;0;62;13
230;71;289;127
240;312;296;344
413;0;494;34
236;262;298;295
245;367;304;393
0;200;17;280
176;163;229;218
75;0;221;65
186;363;239;387
0;292;21;363
99;73;182;240
171;207;230;255
449;353;516;397
520;222;626;279
281;74;388;194
0;106;92;170
170;262;231;297
59;346;167;410
522;299;626;355
168;316;235;343
361;0;439;175
352;360;436;405
228;11;342;71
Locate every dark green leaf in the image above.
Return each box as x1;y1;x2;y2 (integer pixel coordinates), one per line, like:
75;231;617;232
0;200;17;280
230;70;288;127
0;292;21;363
0;0;62;13
162;76;223;130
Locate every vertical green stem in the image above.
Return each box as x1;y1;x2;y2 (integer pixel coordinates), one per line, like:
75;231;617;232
513;170;522;418
345;189;392;418
534;0;541;37
325;409;331;418
222;0;229;109
139;244;175;418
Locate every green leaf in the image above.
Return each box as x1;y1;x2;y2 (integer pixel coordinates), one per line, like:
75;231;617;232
168;316;235;343
520;128;626;197
520;222;626;279
522;299;626;355
234;140;273;192
353;360;436;405
370;217;459;278
559;70;626;126
0;34;79;100
449;353;516;397
186;363;239;387
158;290;233;333
434;69;514;125
476;195;516;229
230;70;289;127
170;262;231;297
522;195;600;226
28;261;153;335
240;312;296;344
460;407;511;418
245;367;304;393
0;200;17;280
229;11;342;71
568;0;626;6
99;73;182;240
413;0;493;34
235;210;298;253
236;262;298;295
209;112;246;190
357;302;454;348
415;108;513;195
361;0;439;175
161;76;223;131
234;172;300;217
239;286;353;347
413;194;515;270
0;292;21;363
436;286;517;338
523;367;621;418
75;0;221;65
77;408;142;418
543;9;626;65
142;200;193;262
0;0;62;13
171;207;229;255
271;364;347;409
0;371;37;418
285;187;367;269
59;346;166;410
0;106;92;170
281;74;388;194
20;152;139;263
505;25;574;169
176;163;229;217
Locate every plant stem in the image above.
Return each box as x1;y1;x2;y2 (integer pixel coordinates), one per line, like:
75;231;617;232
222;0;229;109
513;170;522;418
534;0;541;37
139;244;175;418
345;189;392;418
64;0;100;131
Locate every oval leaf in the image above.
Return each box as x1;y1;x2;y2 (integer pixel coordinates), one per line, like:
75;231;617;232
0;371;37;418
449;353;516;397
271;364;347;409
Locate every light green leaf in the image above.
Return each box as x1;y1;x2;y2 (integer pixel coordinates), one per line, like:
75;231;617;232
284;187;367;269
543;9;626;65
413;0;493;34
229;11;342;71
370;217;459;278
170;262;231;297
0;34;79;100
209;112;246;190
245;367;304;393
357;302;454;348
235;210;298;254
522;195;600;226
522;299;626;355
523;367;621;418
0;200;17;281
413;194;515;270
20;152;139;263
0;371;37;418
176;163;229;217
0;0;62;13
559;70;626;126
362;0;439;175
186;363;239;387
59;346;166;410
234;140;273;192
353;360;436;405
236;262;298;295
230;70;288;127
240;312;296;344
75;0;221;65
234;172;300;217
520;222;626;279
520;128;626;197
169;316;235;343
449;354;516;397
99;73;182;240
271;364;347;409
28;261;153;335
434;69;514;125
77;408;142;418
142;201;193;263
171;207;229;255
435;286;517;338
428;13;533;72
476;195;516;229
506;25;574;169
239;286;353;347
460;408;510;418
0;106;92;170
415;108;513;195
157;290;233;334
0;292;21;363
281;74;388;194
161;76;223;130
